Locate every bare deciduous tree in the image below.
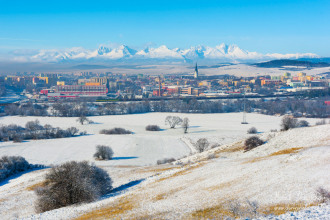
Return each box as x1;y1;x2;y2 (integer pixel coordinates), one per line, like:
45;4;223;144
66;127;79;136
165;116;183;129
77;115;89;125
281;115;297;131
93;145;114;160
195;138;209;153
182;117;189;133
35;161;112;212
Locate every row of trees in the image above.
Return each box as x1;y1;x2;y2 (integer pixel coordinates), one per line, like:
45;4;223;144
0;120;81;142
2;96;328;118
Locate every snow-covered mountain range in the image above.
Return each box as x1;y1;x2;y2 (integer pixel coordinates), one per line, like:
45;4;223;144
12;43;319;63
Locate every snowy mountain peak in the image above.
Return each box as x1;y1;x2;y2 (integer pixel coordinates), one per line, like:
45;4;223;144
13;43;320;63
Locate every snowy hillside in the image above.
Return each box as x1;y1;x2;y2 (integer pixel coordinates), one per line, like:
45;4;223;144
0;113;329;219
9;43;318;63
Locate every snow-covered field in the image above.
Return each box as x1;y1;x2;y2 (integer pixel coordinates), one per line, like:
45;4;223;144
0;113;329;219
0;112;313;166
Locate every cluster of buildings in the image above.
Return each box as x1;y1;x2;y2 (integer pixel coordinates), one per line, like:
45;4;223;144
1;65;329;101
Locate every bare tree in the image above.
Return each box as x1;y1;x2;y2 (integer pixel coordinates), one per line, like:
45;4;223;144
195;138;209;153
77;115;88;125
182;117;189;133
281;115;297;131
165;116;183;129
93;145;114;160
35;161;112;212
66;127;79;136
25;120;43;139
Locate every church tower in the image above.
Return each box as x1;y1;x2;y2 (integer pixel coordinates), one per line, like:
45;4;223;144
194;63;199;79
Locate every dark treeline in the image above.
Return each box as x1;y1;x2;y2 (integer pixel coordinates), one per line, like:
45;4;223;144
0;120;81;142
1;96;329;118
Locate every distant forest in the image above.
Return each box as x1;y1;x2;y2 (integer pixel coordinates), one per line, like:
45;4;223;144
253;59;330;68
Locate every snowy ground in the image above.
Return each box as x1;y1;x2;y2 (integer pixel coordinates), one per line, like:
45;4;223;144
0;113;329;219
1;112;318;166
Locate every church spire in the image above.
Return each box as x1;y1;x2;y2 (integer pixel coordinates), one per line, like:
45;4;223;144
194;63;198;79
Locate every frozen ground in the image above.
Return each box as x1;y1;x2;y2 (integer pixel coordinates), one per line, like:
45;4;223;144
0;113;329;219
1;112;318;166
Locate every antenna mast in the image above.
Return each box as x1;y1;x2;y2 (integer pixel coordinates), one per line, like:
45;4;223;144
241;88;248;124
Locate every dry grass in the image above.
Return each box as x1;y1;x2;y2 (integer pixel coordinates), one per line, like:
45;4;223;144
137;166;180;174
215;141;245;154
75;196;136;220
153;186;185;201
25;181;46;191
260;201;318;215
154;162;206;184
190;203;233;219
189;201;319;219
204;176;246;192
243;147;304;164
269;147;303;156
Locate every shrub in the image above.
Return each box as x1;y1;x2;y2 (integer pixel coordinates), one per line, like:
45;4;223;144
280;116;297;131
80;131;87;136
145;125;160;131
244;136;264;151
225;199;259;219
316;187;330;203
35;161;112;212
195;138;210;153
99;128;132;135
297;120;309;128
66;127;79;136
0;156;31;182
247;127;258;134
157;158;176;165
12;133;23;143
94;145;114;160
315;119;327;126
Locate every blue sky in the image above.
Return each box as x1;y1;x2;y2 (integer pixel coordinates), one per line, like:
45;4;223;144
0;0;329;56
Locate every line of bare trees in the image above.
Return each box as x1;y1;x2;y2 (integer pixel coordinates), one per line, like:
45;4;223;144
0;120;81;142
2;96;329;118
